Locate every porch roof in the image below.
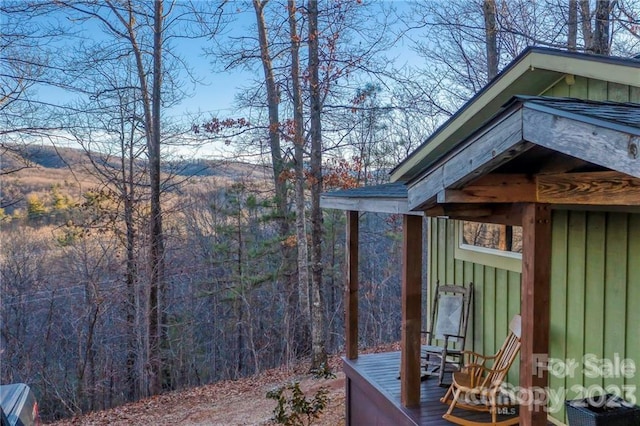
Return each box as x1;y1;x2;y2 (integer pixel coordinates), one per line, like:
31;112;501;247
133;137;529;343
320;182;420;215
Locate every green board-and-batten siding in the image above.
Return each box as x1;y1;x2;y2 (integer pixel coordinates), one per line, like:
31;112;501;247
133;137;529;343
542;75;640;102
428;212;640;424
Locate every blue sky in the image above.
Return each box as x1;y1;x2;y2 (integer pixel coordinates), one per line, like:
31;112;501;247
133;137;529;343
27;0;422;144
163;1;420;121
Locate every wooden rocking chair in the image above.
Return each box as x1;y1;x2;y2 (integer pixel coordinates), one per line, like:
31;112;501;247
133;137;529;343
440;314;522;426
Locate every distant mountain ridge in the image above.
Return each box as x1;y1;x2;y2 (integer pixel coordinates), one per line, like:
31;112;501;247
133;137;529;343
1;144;269;178
0;144;271;214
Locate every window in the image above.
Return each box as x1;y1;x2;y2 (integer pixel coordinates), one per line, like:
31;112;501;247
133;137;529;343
454;221;522;272
461;222;522;254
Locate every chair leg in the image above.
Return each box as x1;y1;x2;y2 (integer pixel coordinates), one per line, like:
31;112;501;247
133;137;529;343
490;393;497;424
445;387;462;416
438;352;447;386
440;383;454;404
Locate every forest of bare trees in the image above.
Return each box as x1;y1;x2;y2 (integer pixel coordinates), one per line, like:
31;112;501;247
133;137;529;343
1;0;638;421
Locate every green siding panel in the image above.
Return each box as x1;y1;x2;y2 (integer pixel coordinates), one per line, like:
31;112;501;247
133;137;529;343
584;212;606;391
626;215;640;392
564;211;587;409
588;79;608;100
446;219;455;284
428;213;640;426
553;82;570;97
631;86;640;103
542;76;637;103
549;210;569;418
608;82;630;102
473;262;485;354
569;76;589;98
484;267;497;356
507;270;521;386
604;214;628;392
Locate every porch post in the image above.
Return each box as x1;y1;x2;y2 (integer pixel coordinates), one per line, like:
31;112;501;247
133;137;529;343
519;203;551;426
345;210;359;360
400;214;422;407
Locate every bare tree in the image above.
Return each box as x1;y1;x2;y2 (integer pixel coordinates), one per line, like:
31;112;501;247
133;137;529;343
47;0;184;396
483;0;499;80
307;0;327;369
568;0;578;50
580;0;612;54
409;0;638;119
287;0;312;357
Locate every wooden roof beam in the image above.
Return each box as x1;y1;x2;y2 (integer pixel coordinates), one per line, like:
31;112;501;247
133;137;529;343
537;171;640;205
437;174;536;204
425;203;523;226
435;171;640;207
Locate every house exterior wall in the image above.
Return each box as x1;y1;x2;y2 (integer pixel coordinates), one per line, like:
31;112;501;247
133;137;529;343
428;212;640;424
542;75;640;102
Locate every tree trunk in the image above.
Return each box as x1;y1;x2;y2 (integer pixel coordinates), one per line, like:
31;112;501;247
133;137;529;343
121;0;165;396
308;0;327;370
253;0;297;362
568;0;578;51
482;0;499;81
593;0;610;54
579;0;594;51
123;132;138;400
288;0;311;358
147;0;165;395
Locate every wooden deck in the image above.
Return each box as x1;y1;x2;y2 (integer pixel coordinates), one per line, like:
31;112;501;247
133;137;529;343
343;351;522;426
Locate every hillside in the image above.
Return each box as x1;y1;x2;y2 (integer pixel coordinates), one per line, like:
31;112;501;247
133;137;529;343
0;144;271;215
43;343;402;425
46;355;347;426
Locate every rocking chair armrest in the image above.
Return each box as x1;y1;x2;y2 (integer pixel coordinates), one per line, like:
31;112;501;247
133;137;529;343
459;363;487;387
461;363;514;387
461;350;498;367
441;333;464;342
462;350;498;361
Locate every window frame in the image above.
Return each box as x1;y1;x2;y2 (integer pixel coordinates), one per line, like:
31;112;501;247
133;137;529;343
453;221;522;273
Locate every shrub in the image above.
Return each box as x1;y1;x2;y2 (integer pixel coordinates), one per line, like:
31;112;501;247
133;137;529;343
266;381;329;426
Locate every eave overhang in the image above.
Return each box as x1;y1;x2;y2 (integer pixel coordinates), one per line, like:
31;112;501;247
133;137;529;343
320;182;421;215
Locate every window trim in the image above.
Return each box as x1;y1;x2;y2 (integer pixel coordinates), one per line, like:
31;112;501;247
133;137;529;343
454;221;522;273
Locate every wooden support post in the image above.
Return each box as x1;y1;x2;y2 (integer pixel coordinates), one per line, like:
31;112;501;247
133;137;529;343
345;210;359;360
519;203;551;426
400;214;422;408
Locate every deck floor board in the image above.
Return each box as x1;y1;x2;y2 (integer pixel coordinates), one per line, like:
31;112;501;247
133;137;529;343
344;351;530;426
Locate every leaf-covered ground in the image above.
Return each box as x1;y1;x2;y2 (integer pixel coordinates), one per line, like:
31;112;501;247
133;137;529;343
47;344;400;426
47;355;347;426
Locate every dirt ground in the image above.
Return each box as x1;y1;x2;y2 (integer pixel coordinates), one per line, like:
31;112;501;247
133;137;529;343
46;356;347;426
47;344;401;426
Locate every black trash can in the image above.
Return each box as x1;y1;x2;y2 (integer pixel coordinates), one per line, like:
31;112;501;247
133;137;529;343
565;394;640;426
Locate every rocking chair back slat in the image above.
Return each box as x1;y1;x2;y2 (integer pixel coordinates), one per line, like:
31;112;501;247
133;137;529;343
484;315;521;387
